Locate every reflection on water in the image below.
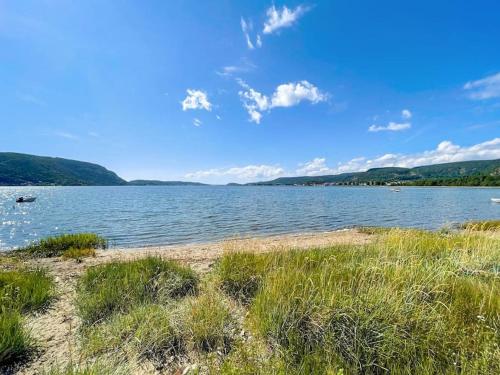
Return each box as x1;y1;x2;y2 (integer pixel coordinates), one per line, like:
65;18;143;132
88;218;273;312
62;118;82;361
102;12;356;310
1;186;499;250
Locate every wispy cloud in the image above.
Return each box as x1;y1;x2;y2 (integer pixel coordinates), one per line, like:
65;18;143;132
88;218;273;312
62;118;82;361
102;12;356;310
238;80;327;123
17;93;45;106
464;72;500;100
368;122;411;132
54;131;79;140
88;131;100;137
216;59;256;77
263;4;309;34
181;89;212;111
193;118;202;127
369;109;413;132
240;17;261;50
401;109;412;119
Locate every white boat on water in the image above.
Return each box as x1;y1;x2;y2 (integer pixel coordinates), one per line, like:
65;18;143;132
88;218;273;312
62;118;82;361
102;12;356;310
16;196;36;203
390;188;401;192
491;198;500;203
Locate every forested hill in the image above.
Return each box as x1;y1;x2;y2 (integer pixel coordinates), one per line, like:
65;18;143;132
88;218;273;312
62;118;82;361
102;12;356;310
127;180;207;186
250;159;500;186
0;153;126;186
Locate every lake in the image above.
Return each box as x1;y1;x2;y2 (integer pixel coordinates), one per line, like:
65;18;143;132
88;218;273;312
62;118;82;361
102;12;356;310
1;186;499;250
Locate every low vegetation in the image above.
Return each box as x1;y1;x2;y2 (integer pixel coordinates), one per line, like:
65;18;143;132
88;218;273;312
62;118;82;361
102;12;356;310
16;233;107;258
461;219;500;231
61;248;96;261
3;226;499;373
76;257;198;326
0;268;54;366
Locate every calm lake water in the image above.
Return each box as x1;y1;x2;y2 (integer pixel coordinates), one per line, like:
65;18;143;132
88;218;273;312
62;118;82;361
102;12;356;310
1;186;499;250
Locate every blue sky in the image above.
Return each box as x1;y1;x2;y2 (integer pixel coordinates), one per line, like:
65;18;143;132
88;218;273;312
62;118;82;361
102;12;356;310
1;0;499;184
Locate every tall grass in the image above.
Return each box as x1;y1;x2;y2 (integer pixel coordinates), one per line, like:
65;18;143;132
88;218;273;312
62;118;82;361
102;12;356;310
0;268;54;312
0;309;32;365
218;229;500;374
76;257;198;326
83;304;184;368
0;268;54;366
181;290;236;353
461;219;500;231
16;233;107;258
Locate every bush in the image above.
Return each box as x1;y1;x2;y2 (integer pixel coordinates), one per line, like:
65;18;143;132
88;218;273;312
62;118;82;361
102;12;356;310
16;233;107;258
0;309;31;366
0;268;54;312
77;257;198;325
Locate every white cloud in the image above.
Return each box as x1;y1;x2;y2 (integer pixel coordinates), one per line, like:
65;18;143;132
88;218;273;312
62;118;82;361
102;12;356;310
193;118;202;127
368;122;411;132
54;131;79;140
402;109;412;119
238;80;327;123
464;72;500;100
263;5;309;34
300;138;500;177
296;158;332;176
216;115;221;120
88;131;100;137
256;34;262;47
241;17;260;49
181;89;212;111
184;138;500;183
186;164;285;183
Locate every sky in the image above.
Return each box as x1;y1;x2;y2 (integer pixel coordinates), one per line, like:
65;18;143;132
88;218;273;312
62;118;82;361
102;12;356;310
1;0;500;184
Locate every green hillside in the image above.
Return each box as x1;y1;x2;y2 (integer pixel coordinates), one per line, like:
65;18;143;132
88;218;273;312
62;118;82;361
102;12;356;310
127;180;207;186
250;159;500;186
0;153;126;186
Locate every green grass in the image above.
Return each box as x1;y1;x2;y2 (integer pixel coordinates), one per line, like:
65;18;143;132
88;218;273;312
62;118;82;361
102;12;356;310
16;233;107;258
181;290;235;353
76;257;198;326
0;309;32;366
83;304;184;368
0;268;54;313
61;248;96;261
217;252;274;304
43;360;128;375
0;268;53;366
216;229;500;374
461;220;500;231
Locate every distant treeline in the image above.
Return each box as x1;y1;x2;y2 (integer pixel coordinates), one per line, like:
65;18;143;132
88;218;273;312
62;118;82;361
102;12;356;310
402;174;500;187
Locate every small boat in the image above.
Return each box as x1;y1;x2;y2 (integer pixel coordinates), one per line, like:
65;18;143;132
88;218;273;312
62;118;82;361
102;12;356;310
390;188;401;192
491;198;500;203
16;196;36;203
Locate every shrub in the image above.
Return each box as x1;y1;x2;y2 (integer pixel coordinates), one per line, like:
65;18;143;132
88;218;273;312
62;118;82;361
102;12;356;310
0;309;31;366
0;268;54;313
16;233;107;258
77;257;198;325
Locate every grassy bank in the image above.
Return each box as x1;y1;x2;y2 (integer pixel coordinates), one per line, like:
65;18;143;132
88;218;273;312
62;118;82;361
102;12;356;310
3;225;499;374
15;233;107;258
